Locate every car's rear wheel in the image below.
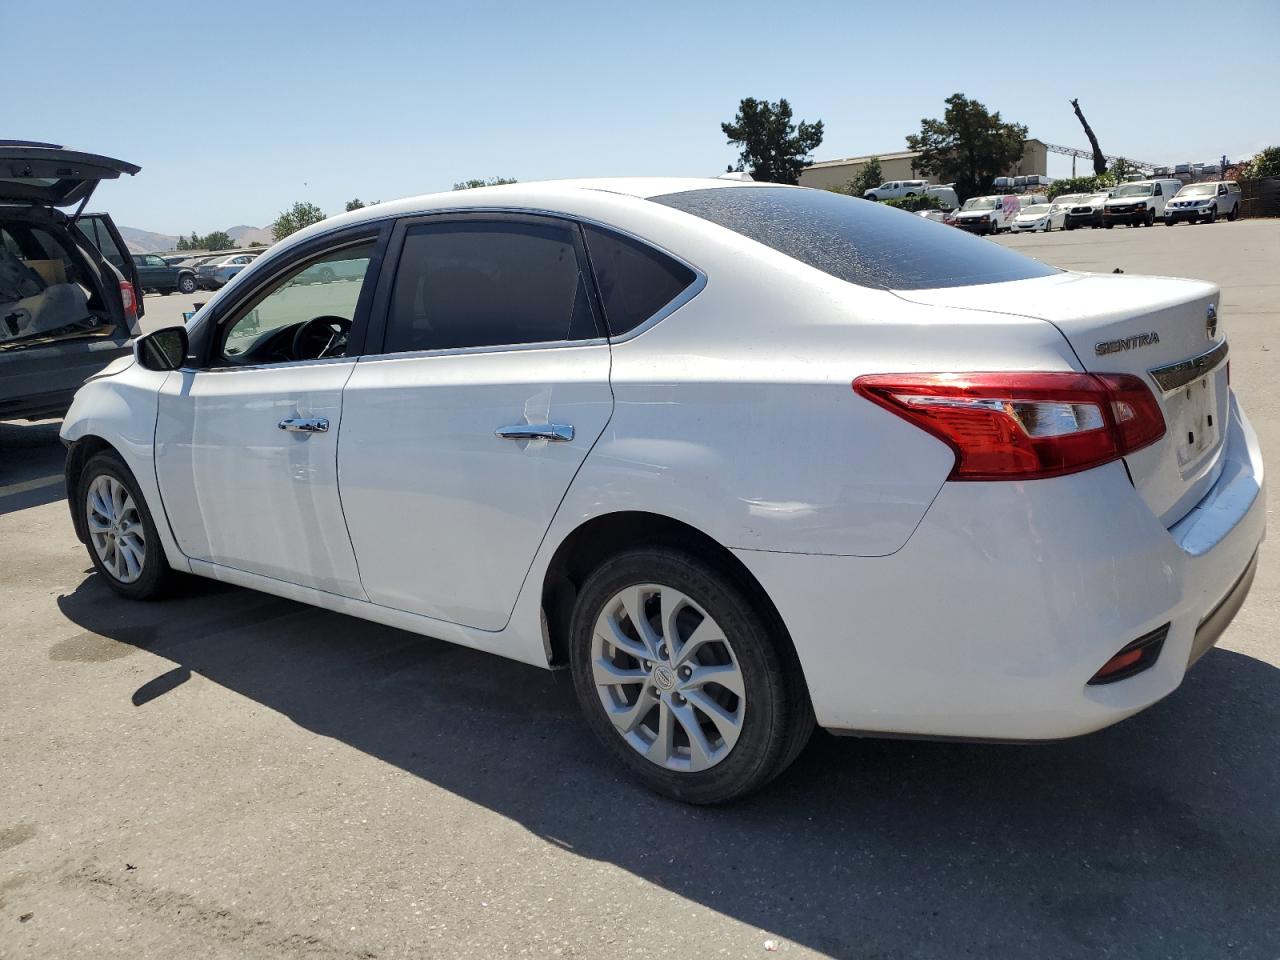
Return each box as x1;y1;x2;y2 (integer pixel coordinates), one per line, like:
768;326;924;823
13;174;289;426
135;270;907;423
1228;204;1239;222
178;274;197;294
569;547;812;804
78;451;173;600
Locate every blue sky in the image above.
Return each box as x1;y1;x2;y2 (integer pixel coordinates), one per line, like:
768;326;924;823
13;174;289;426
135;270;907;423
10;0;1277;234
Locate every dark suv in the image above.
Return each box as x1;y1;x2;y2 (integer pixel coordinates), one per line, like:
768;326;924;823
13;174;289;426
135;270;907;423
1;142;143;420
132;253;197;295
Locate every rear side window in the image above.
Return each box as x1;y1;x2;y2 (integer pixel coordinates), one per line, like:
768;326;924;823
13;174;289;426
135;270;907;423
651;186;1058;290
581;225;696;336
385;219;597;353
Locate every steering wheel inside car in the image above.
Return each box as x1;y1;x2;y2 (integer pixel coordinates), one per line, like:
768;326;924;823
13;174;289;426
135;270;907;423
291;315;352;361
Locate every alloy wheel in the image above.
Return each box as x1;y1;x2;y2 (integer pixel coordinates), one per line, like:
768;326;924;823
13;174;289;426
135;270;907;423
86;474;146;584
590;583;745;772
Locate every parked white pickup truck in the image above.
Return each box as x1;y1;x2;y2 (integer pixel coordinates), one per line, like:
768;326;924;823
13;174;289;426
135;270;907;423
864;179;929;201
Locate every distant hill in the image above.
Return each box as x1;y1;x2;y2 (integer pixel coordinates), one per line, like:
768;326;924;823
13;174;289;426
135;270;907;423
117;226;181;253
117;223;273;253
228;224;274;247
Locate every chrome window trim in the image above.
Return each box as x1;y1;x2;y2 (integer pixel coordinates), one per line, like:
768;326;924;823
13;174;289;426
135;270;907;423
1148;339;1229;394
355;336;610;365
178;354;355;375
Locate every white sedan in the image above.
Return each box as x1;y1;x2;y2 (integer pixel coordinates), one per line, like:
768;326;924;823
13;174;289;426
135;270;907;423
1010;202;1067;232
62;179;1265;803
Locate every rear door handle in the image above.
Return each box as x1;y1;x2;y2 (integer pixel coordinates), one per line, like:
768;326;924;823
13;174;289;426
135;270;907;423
495;423;574;443
278;417;329;433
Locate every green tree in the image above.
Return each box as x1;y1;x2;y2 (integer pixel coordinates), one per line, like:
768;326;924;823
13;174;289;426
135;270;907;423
452;177;518;190
721;97;824;185
175;229;235;250
1246;146;1280;179
1108;157;1135;181
845;156;883;196
345;198;380;211
201;230;235;250
271;201;326;241
906;94;1028;200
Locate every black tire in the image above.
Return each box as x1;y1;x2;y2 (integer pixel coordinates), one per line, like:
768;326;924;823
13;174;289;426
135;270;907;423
866;193;878;202
1105;223;1114;229
1146;210;1155;227
1228;204;1239;222
178;274;197;294
569;547;813;804
318;266;336;283
1207;207;1218;224
1165;218;1175;226
77;450;174;600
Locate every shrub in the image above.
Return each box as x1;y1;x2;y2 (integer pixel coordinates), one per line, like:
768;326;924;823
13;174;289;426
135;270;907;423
884;194;943;212
1048;174;1117;200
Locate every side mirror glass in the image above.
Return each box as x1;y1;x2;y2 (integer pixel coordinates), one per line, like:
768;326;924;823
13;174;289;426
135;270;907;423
136;325;189;371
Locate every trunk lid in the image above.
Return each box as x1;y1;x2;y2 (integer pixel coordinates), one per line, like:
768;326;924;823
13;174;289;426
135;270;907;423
0;141;140;207
895;272;1229;526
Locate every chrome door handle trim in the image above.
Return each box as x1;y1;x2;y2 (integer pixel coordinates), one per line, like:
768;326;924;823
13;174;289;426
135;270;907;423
495;423;574;443
278;417;329;433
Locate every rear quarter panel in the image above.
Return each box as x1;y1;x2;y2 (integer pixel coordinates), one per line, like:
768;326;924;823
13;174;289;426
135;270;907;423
549;228;1082;558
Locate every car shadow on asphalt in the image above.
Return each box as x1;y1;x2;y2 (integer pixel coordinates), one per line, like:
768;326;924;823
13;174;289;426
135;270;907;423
56;574;1280;958
0;419;67;517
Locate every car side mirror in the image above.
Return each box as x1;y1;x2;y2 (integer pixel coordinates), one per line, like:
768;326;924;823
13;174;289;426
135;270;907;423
136;325;189;371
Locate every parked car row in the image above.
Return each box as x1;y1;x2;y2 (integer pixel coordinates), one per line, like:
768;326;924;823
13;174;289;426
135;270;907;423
926;180;1243;236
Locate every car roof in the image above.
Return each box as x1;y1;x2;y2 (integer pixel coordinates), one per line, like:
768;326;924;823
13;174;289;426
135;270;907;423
266;177;780;255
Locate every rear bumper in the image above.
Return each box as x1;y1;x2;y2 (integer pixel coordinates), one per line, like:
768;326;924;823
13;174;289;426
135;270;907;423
736;395;1265;740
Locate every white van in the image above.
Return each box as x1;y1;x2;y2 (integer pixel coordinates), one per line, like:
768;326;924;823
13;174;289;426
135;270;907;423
864;179;929;201
1102;179;1183;227
924;184;959;210
953;195;1020;235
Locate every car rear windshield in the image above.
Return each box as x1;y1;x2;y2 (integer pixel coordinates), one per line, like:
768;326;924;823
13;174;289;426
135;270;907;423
651;187;1057;290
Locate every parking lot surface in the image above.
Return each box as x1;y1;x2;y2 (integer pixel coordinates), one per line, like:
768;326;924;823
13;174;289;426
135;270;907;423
2;221;1278;959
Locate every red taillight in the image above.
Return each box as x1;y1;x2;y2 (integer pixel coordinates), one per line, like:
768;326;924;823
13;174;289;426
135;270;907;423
119;280;138;321
853;372;1166;481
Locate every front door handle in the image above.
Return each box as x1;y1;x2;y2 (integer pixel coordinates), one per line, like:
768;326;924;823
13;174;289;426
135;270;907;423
495;423;574;443
278;417;329;433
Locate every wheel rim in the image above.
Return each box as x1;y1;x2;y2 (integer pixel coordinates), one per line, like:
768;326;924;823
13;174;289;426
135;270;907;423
590;583;745;772
86;475;145;584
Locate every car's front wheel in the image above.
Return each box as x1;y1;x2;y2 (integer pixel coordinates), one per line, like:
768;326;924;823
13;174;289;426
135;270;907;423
78;451;173;600
570;547;812;804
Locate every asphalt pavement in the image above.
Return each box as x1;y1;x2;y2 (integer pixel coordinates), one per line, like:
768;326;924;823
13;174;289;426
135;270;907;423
2;221;1278;959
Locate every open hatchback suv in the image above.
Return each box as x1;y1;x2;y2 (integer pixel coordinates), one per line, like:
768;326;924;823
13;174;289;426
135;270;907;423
1;140;143;420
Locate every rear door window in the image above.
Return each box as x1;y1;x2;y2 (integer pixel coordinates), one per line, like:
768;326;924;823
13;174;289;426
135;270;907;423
383;219;598;353
651;186;1059;290
77;215;129;271
581;225;696;336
